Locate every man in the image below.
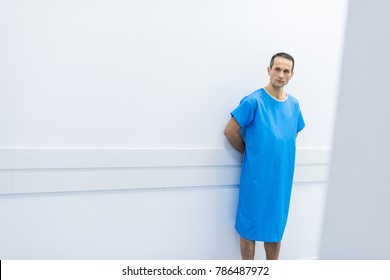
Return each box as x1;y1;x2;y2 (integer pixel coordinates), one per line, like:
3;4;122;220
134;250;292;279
224;52;305;260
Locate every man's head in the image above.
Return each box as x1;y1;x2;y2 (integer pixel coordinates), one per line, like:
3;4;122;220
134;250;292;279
267;52;294;89
269;52;294;72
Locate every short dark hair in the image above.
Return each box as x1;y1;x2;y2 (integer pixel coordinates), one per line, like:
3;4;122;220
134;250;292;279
270;52;295;71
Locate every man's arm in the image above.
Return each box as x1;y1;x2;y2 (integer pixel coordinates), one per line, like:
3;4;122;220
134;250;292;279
224;117;245;154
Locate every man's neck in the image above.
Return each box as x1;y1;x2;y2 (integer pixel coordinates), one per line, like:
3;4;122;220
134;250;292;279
264;84;286;100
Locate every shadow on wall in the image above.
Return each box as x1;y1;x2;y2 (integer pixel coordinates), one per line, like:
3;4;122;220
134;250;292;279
320;0;390;260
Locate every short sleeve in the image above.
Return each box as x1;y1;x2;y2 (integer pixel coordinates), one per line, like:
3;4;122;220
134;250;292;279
297;109;305;133
231;96;257;128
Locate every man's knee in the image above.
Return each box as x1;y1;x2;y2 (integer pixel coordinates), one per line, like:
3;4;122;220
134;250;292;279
264;242;281;260
240;237;256;260
264;242;280;249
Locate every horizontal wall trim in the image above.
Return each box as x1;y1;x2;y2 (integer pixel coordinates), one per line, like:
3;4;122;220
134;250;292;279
0;148;330;195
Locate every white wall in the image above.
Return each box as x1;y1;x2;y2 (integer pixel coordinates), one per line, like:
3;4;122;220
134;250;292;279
0;0;348;259
0;0;346;149
320;0;390;259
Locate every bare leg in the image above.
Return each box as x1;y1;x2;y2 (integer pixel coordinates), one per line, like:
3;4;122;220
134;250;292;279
264;242;281;260
240;237;255;260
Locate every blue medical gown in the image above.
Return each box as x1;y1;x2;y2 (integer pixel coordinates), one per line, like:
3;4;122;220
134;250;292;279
231;88;305;242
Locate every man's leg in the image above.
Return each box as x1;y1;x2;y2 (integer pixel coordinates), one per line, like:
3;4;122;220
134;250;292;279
264;242;281;260
240;237;255;260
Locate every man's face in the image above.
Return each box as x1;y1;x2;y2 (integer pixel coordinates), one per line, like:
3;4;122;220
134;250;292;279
267;57;294;88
